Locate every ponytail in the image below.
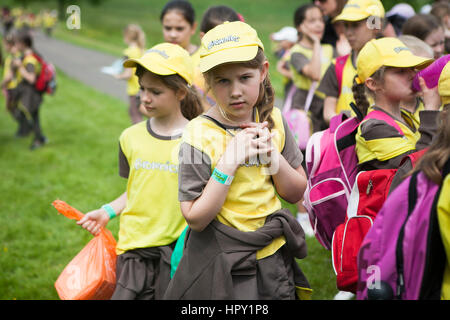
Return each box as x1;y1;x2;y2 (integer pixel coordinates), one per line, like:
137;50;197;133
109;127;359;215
352;81;370;117
255;74;275;130
180;85;203;120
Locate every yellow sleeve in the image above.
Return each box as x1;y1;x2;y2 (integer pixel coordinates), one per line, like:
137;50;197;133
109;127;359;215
438;175;450;300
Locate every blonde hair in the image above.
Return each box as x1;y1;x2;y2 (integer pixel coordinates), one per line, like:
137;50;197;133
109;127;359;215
411;105;450;184
135;66;203;121
203;48;275;130
124;24;146;50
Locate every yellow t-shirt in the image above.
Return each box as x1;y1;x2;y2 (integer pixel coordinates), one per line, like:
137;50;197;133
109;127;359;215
17;53;41;85
2;54;19;89
289;43;334;99
181;108;291;259
438;173;450;300
335;54;357;114
116;120;187;254
401;98;425;128
190;48;205;92
123;46;143;96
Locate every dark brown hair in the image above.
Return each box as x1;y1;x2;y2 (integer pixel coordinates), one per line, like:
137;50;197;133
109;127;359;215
160;0;195;26
203;48;275;130
136;66;203;120
411;105;450;184
200;5;240;33
402;14;442;41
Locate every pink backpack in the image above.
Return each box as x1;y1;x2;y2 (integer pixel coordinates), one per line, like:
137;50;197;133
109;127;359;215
282;81;317;150
303;108;404;250
356;159;449;300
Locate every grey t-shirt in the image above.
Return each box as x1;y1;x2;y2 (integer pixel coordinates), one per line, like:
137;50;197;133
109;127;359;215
178;114;304;201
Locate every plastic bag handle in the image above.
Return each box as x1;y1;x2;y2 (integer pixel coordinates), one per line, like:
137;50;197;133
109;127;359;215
52;199;85;221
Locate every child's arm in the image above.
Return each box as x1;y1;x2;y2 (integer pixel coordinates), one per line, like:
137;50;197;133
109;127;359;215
77;192;127;236
323;96;338;124
301;38;322;81
271;153;307;204
181;127;273;232
276;52;292;79
114;68;134;81
318;64;340;124
1;69;13;89
255;124;306;203
298;28;322;81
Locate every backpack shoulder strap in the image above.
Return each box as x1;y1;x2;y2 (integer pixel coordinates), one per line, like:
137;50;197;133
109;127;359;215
408;148;427;166
335;54;349;95
31;52;44;65
364;109;404;136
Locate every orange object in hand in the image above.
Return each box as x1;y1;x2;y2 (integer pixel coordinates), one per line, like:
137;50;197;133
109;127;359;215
53;200;117;300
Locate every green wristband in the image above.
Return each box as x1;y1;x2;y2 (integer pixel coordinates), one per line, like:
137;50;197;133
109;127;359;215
212;167;234;185
102;204;116;219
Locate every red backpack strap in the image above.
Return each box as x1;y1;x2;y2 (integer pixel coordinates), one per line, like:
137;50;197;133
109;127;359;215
31;52;44;65
335;54;349;95
403;148;428;167
364;109;404;136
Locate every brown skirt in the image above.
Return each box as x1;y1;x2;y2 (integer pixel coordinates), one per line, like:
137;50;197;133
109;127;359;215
111;244;174;300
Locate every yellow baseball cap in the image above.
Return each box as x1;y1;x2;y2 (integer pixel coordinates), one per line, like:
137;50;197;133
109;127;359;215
438;61;450;105
334;0;385;22
356;37;434;84
123;42;194;85
199;21;264;73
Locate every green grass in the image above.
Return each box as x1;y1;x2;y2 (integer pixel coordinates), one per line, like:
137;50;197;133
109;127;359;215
0;69;126;299
0;69;337;300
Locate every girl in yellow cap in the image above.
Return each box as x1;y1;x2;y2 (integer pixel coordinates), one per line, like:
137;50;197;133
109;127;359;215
319;0;385;124
164;21;311;300
352;37;441;171
77;43;203;300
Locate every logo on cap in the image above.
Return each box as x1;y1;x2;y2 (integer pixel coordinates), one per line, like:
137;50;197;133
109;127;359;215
146;48;169;59
207;35;240;50
393;46;411;54
344;4;360;9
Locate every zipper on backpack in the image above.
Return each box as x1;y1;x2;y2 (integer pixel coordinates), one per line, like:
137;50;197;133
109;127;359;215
396;273;404;298
366;179;373;195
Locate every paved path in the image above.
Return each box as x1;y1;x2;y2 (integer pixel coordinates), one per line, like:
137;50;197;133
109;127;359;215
33;31;128;102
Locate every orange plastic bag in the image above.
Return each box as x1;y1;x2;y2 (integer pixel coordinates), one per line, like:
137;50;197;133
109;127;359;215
53;200;117;300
